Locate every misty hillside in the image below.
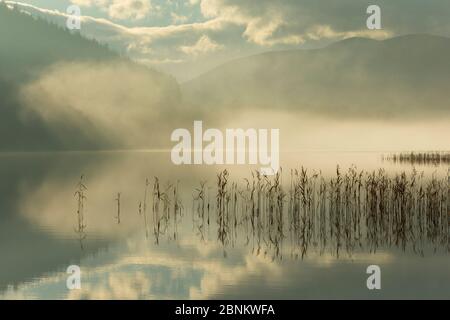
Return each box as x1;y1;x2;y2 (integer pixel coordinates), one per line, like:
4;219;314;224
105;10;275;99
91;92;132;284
183;34;450;118
0;4;180;151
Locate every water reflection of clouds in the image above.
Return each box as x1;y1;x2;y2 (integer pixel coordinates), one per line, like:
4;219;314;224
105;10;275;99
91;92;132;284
1;152;448;299
1;231;398;300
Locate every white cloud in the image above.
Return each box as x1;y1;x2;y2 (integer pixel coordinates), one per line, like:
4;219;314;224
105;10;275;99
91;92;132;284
70;0;152;20
171;12;188;24
197;0;393;46
306;25;391;41
70;0;109;7
108;0;151;20
180;35;223;56
136;57;183;65
243;16;305;46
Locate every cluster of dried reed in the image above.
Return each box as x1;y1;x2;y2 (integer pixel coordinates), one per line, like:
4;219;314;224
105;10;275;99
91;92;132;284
192;167;448;259
75;167;448;258
383;152;450;166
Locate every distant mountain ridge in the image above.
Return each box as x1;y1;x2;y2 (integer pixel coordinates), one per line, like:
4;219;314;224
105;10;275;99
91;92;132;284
182;34;450;118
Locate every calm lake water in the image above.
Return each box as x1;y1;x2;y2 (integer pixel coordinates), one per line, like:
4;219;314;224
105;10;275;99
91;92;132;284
0;151;448;299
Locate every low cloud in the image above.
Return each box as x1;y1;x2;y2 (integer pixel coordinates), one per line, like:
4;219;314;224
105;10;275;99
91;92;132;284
180;35;223;56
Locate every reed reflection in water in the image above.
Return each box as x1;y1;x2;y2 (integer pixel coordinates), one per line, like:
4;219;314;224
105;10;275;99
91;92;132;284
92;166;448;260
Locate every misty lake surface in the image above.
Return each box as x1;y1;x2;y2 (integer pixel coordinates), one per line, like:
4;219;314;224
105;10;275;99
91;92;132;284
0;151;448;299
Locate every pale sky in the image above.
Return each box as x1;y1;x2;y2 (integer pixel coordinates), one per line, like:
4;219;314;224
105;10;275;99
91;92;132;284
4;0;450;81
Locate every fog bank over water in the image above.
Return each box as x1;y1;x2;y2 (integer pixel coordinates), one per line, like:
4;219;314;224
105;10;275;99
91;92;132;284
216;110;450;152
18;62;450;152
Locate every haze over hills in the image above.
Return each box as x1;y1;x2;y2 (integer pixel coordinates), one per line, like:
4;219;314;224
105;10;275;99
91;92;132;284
0;4;180;151
182;34;450;119
1;3;449;153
